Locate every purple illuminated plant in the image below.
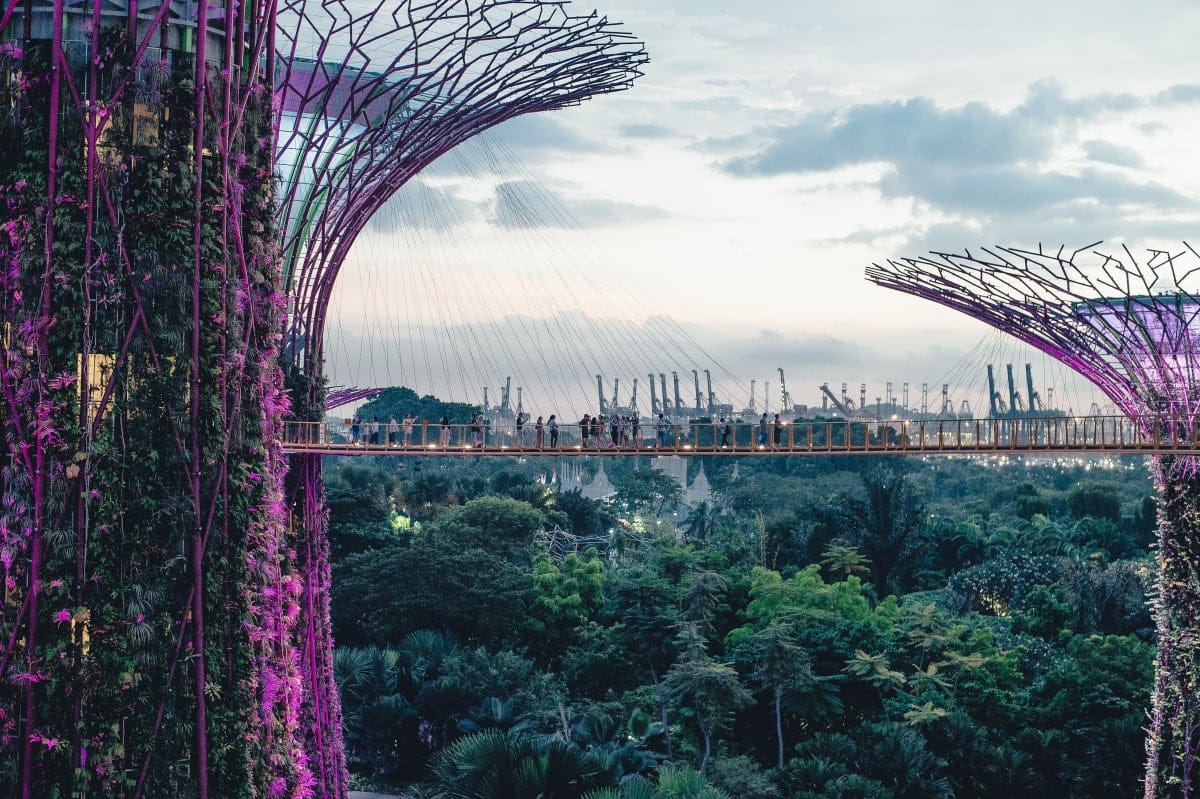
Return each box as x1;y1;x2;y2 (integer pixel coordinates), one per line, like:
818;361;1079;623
867;243;1200;798
274;0;647;387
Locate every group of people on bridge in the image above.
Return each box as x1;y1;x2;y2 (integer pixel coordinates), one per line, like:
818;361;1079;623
343;409;791;451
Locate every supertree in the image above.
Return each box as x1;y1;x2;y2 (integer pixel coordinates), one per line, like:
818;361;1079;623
866;243;1200;798
0;0;307;797
0;0;644;796
270;2;644;793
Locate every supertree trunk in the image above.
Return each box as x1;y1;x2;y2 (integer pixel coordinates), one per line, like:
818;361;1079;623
288;451;348;798
0;3;312;796
1147;455;1200;798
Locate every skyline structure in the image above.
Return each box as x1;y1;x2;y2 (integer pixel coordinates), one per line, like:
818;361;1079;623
866;244;1200;798
274;0;646;387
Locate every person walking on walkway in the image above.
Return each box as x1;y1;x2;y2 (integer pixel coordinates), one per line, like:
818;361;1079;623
351;414;361;444
758;413;769;448
580;413;591;448
656;413;667;448
439;415;452;447
773;413;783;450
535;416;545;448
720;417;732;448
549;414;559;447
388;415;399;446
403;414;414;447
515;411;526;446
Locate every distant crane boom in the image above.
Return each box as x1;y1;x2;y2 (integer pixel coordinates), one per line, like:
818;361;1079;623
819;383;853;416
501;377;512;413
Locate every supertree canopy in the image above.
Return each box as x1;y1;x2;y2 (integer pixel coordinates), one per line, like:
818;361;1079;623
273;0;647;385
270;5;644;795
866;243;1200;798
0;0;644;795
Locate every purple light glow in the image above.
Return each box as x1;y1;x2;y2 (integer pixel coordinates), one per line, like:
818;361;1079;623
866;244;1200;425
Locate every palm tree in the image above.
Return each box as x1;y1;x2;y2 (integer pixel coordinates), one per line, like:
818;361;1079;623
655;765;734;799
683;501;719;542
663;639;753;776
427;729;604;799
397;628;461;684
680;570;729;636
902;701;948;727
334;645;417;776
582;768;731;799
844;650;907;696
820;544;872;581
841;468;928;596
732;624;815;769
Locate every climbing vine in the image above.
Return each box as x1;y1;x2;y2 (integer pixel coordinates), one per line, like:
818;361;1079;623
0;24;309;798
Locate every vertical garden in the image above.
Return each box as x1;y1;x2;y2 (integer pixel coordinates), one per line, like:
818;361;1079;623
0;9;310;796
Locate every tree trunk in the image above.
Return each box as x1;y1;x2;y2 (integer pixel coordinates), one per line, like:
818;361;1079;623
775;689;785;770
699;721;712;777
1145;456;1200;799
650;664;673;760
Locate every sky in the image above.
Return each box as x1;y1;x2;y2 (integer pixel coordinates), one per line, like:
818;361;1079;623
321;0;1200;417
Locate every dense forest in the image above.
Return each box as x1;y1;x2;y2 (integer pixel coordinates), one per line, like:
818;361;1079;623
327;416;1158;798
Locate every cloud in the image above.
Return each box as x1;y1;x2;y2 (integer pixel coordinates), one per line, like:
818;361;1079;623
724;96;1045;177
617;122;678;139
1155;84;1200;104
487;179;667;230
1016;78;1142;123
880;164;1186;213
718;80;1197;224
365;179;479;233
1082;139;1144;168
488;113;614;159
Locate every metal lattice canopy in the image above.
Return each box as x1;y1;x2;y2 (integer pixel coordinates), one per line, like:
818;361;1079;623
273;0;647;373
866;243;1200;424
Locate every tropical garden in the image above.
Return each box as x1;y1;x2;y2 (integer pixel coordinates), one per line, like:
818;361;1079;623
329;390;1157;798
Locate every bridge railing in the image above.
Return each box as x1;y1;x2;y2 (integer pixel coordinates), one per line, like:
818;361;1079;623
279;415;1200;455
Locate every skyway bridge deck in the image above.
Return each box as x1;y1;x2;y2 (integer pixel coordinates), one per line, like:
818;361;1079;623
281;415;1200;456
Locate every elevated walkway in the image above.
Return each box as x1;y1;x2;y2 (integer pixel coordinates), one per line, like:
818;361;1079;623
280;415;1200;456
